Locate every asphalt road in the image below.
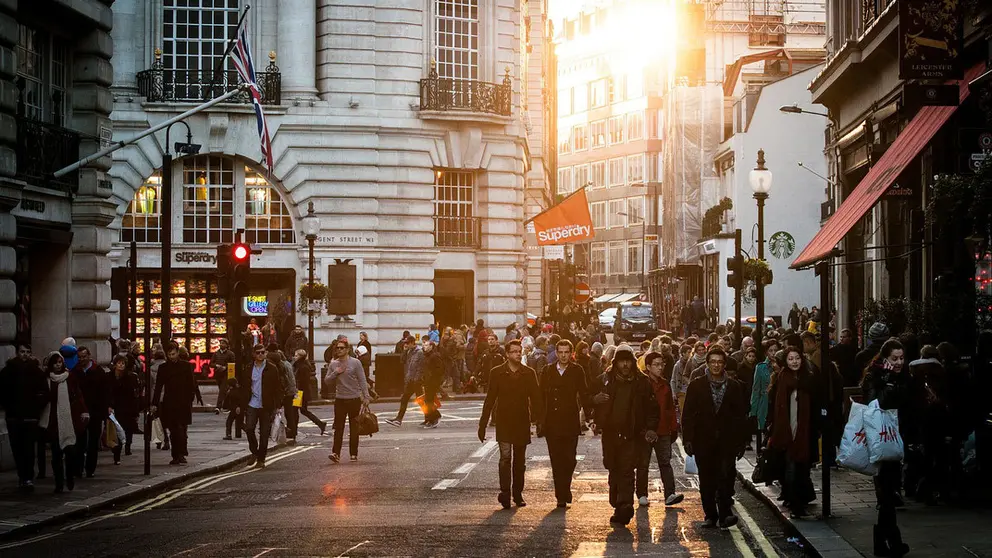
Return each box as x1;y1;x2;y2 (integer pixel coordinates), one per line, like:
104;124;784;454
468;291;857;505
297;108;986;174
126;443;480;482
0;401;813;557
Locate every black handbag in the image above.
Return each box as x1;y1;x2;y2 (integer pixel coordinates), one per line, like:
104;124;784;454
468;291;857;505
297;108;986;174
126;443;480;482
752;446;785;485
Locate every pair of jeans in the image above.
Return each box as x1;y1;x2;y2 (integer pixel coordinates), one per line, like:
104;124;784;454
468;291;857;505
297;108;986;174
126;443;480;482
394;381;421;422
6;419;38;483
696;453;737;520
332;398;362;457
50;441;75;491
111;415;139;462
245;407;272;463
498;441;527;499
74;419;103;477
604;432;638;516
225;408;244;437
546;435;578;503
636;434;677;498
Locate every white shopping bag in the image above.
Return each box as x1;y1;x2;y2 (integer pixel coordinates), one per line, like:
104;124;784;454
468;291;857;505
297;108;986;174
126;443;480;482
270;409;287;444
837;400;876;475
863;399;904;464
684;455;698;475
108;413;126;444
151;418;165;445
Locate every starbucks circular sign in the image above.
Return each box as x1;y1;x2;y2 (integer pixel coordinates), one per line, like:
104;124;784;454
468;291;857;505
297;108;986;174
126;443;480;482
769;231;795;259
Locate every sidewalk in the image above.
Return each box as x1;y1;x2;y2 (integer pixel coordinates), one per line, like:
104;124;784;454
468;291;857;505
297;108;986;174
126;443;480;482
737;450;992;557
0;413;278;540
191;385;487;412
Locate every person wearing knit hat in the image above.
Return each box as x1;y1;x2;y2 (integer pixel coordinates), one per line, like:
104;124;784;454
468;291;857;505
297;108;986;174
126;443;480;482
593;343;660;525
855;322;890;375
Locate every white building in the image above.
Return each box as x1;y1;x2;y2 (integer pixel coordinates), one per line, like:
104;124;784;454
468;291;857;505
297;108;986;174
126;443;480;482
107;0;546;366
705;65;827;324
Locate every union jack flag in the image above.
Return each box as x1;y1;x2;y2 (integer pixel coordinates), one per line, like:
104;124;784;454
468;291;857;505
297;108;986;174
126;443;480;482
230;24;273;171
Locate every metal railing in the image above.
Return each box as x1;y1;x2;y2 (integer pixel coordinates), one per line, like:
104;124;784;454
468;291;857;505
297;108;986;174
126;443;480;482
420;64;512;116
137;51;281;105
861;0;894;31
16;116;80;193
434;216;481;248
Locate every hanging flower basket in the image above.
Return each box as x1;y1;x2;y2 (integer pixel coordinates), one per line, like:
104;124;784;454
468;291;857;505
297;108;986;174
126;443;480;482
742;258;773;285
298;281;328;314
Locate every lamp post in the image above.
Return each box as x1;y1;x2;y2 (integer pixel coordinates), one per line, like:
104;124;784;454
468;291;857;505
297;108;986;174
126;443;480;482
749;149;772;351
302;201;320;363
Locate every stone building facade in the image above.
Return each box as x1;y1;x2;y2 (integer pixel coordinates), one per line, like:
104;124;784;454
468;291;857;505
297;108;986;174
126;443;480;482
107;0;541;362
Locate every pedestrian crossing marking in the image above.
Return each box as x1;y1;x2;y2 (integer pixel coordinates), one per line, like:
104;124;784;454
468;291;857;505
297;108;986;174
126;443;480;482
471;440;498;458
431;479;459;490
452;463;476;475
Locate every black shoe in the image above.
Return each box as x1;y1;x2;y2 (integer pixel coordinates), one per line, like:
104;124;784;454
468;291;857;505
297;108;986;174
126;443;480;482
169;459;182;465
156;443;162;449
609;511;631;526
701;518;719;528
557;501;568;508
319;423;327;436
873;525;890;556
223;435;233;440
718;515;739;529
124;449;132;456
179;457;188;464
162;443;171;451
886;526;909;557
66;477;74;491
497;492;511;509
514;498;526;507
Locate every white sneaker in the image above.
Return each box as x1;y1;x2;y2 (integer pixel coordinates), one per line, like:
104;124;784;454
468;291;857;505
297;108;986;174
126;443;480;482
665;493;685;506
638;496;650;507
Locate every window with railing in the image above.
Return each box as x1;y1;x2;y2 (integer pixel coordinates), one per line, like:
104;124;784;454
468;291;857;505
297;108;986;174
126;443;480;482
861;0;893;31
435;0;479;83
121;173;163;243
161;0;238;100
433;169;479;248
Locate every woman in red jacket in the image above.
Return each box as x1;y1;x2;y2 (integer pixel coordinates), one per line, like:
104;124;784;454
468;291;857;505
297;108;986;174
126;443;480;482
636;351;686;507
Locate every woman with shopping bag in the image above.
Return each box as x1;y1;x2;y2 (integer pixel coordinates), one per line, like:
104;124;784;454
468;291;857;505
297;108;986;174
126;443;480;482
861;339;914;557
39;353;88;493
766;346;820;519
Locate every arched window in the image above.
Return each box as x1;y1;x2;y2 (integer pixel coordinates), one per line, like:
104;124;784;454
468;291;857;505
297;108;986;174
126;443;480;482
120;155;296;245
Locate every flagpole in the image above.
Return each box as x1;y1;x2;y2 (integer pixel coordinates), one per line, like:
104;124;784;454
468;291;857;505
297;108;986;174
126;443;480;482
209;4;252;97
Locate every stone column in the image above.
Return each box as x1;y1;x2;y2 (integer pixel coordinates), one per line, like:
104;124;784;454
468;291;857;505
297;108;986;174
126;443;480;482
70;28;117;364
0;0;19;363
278;0;317;98
111;0;145;94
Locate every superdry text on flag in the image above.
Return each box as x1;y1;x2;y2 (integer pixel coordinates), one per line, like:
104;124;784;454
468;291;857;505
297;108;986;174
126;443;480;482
526;188;596;246
230;25;273;170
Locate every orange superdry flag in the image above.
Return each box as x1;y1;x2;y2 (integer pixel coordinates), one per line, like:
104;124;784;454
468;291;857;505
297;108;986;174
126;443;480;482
527;188;595;246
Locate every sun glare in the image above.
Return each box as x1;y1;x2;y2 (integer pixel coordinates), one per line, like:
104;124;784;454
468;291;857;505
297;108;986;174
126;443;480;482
596;0;678;75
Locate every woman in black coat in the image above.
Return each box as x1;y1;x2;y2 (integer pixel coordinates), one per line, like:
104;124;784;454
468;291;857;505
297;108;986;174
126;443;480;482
862;339;912;557
110;355;141;465
292;349;326;435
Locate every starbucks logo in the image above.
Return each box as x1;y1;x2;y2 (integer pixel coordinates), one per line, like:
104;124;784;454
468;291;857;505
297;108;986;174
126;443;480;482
769;231;795;259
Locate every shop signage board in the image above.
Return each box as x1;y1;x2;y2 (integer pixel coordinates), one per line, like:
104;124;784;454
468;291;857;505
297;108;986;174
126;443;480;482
243;295;269;316
898;0;963;80
316;233;377;247
172;250;217;267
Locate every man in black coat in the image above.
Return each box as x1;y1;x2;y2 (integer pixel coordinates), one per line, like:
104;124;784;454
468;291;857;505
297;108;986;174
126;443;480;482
682;346;748;528
152;342;198;465
538;339;592;508
0;345;48;490
594;345;660;526
240;343;283;467
478;340;542;509
71;345;111;478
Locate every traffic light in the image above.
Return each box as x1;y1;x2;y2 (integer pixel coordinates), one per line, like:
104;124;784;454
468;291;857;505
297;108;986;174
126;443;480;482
215;243;231;297
726;255;743;290
230;242;251;299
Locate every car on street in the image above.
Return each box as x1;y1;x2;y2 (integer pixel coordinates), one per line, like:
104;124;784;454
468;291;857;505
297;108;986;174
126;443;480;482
613;301;659;344
725;316;777;332
599;307;617;332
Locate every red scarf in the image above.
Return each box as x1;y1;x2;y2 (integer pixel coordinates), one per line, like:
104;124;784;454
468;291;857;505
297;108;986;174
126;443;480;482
770;368;811;463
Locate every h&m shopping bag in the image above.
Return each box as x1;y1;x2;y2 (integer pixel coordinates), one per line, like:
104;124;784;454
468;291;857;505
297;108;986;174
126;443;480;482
863;399;904;464
837;399;876;475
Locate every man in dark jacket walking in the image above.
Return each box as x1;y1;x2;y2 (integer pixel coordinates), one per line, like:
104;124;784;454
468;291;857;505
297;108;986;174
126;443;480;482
71;346;111;478
539;339;591;508
241;344;282;467
152;342;198;465
283;325;309;360
478;340;543;509
0;345;48;489
682;346;748;528
210;338;237;414
594;345;660;525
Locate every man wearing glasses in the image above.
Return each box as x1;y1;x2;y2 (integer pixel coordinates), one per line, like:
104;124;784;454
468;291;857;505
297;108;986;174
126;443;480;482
241;344;282;468
324;340;370;463
681;346;748;529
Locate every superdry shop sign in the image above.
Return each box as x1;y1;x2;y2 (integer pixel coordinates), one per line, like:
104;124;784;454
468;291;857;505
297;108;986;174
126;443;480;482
898;0;963;80
173;250;217;266
526;188;595;246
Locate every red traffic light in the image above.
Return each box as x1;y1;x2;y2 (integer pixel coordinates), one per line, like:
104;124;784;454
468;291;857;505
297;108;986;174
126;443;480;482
232;244;249;261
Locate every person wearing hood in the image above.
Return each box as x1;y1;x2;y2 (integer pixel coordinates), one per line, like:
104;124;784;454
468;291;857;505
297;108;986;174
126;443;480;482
283;325;309;360
856;322;890;374
0;345;48;490
593;344;659;526
59;339;79;372
682;345;748;529
478;340;542;509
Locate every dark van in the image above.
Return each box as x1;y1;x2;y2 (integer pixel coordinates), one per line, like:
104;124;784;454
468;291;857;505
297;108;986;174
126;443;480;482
613;301;659;344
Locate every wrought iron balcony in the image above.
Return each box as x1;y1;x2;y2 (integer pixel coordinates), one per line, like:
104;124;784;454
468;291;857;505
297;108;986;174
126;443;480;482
434;216;482;248
861;0;894;31
137;50;281;105
420;64;512;117
16;117;80;193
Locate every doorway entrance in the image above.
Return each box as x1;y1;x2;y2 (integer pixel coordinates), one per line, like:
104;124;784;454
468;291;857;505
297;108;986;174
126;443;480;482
433;270;474;330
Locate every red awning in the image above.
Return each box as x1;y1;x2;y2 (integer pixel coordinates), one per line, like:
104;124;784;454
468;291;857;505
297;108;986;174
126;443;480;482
791;63;987;269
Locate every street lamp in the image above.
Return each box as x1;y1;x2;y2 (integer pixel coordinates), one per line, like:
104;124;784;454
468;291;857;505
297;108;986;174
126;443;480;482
749;149;772;351
302;201;320;363
779;104;830;117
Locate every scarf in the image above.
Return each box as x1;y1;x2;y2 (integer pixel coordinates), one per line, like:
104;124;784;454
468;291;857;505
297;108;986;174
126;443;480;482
770;368;811;463
706;370;728;412
39;372;76;450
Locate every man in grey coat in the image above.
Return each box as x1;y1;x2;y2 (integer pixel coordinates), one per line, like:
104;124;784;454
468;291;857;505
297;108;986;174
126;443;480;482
266;344;298;444
385;337;424;427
